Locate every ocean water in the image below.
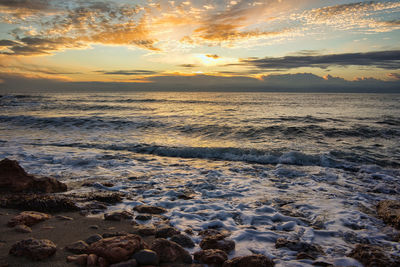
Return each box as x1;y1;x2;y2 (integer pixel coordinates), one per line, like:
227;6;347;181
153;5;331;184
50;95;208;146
1;92;400;265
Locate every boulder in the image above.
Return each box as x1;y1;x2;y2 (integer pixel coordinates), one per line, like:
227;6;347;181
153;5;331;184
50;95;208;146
65;240;89;254
7;211;51;227
14;224;32;233
150;238;192;264
66;254;88;265
135;214;152;221
275;238;323;258
347;244;400;267
87;254;98;266
132;249;159;265
194;249;227;265
9;238;57;260
223;254;275;267
377;200;400;229
170;234;195;248
85;234;103;245
104;211;134;221
133;205;167;214
199;234;235;253
87;234;145;263
0;158;66;193
155;225;180;238
135;225;156;236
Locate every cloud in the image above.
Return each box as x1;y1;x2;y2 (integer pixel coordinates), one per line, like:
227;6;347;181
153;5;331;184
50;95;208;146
206;54;219;59
239;50;400;70
388;73;400;80
95;70;158;76
179;64;199;68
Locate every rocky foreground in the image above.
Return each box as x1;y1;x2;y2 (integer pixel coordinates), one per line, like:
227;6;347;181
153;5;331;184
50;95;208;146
1;158;400;267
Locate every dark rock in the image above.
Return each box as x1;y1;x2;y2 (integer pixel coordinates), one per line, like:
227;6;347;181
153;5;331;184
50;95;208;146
79;192;124;204
347;244;400;267
66;254;88;265
0;158;67;193
89;225;99;229
14;224;32;233
200;234;235;254
102;231;130;238
7;211;51;227
0;193;79;212
199;229;230;237
132;249;159;265
135;225;156;236
170;234;195;248
312;261;333;266
87;234;146;263
377;200;400;229
82;202;108;211
135;214;152;221
275;238;323;258
133;205;167;214
194;249;227;265
65;240;89;254
98;257;108;267
222;254;275;267
87;253;98;266
150;238;192;264
296;252;316;260
155;225;180;238
104;211;134;221
9;238;57;260
102;182;114;187
110;259;138;267
184;228;194;235
85;234;103;245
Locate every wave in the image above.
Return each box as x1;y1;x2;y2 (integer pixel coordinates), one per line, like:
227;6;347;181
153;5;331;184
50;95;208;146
32;142;399;169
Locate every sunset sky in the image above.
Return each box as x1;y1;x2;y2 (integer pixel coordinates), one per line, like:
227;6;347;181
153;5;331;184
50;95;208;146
1;0;400;92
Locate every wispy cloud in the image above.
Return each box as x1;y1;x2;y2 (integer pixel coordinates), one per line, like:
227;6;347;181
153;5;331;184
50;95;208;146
95;70;159;76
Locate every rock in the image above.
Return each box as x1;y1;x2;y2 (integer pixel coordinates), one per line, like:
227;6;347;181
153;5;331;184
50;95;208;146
102;231;130;238
87;254;98;266
199;229;230;237
66;254;88;265
55;215;73;220
155;225;180;238
199;234;235;254
150;238;192;264
65;240;89;254
132;249;159;265
296;252;316;260
184;228;194;235
347;244;400;267
14;224;32;233
377;200;400;229
89;225;99;229
0;158;67;193
104;211;134;221
135;214;152;221
86;192;124;204
135;225;156;236
133;205;167;214
102;182;114;187
194;249;227;265
223;254;275;267
98;257;108;267
170;234;195;248
9;238;57;260
0;193;79;212
312;261;333;266
83;202;108;211
7;211;51;227
275;238;323;258
87;234;146;263
85;234;103;245
110;259;138;267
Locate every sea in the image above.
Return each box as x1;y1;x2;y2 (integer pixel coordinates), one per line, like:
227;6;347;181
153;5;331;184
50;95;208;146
1;92;399;266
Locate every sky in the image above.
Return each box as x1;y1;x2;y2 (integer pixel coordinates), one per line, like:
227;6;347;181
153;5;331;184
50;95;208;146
0;0;400;92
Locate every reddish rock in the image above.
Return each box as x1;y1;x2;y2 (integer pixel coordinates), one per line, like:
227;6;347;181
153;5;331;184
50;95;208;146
7;211;51;227
87;254;98;266
66;254;88;265
377;200;400;229
194;249;227;265
0;158;67;193
348;244;400;267
87;234;145;263
150;238;192;264
65;240;89;254
223;254;275;267
133;205;167;214
135;225;156;236
9;238;57;261
14;224;32;233
199;234;235;254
